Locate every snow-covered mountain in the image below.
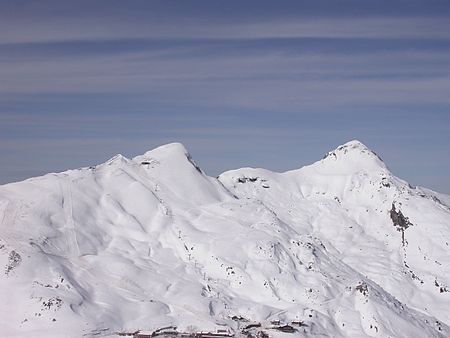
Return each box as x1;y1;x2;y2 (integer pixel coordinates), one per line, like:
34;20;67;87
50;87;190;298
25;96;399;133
0;140;449;338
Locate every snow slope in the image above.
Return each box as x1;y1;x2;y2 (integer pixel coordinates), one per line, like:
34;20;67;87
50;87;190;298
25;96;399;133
0;140;449;337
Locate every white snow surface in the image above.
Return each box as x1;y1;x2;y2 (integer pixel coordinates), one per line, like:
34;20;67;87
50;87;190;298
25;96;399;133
0;140;449;337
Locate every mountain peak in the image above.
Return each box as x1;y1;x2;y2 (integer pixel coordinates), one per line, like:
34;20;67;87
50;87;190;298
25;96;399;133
132;142;226;203
332;139;374;155
340;139;369;149
133;142;206;177
137;142;188;160
103;153;131;166
133;142;197;168
319;140;387;172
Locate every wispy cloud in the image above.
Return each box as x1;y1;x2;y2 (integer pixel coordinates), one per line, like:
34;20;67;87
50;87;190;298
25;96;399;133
1;1;450;192
1;42;450;112
1;16;450;44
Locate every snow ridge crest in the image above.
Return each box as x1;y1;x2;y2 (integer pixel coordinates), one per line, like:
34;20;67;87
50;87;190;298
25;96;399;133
321;139;387;171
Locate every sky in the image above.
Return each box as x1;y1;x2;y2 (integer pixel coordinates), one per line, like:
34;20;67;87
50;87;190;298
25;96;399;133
1;0;450;193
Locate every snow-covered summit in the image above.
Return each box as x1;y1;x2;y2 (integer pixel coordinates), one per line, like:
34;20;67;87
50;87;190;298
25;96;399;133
329;139;377;155
134;142;190;164
0;141;449;338
103;153;132;166
316;139;388;174
133;142;228;204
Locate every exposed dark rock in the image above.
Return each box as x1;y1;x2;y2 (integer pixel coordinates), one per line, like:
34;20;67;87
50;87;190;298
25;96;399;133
186;153;202;173
231;315;249;322
381;179;390;188
291;321;308;327
237;177;259;184
273;325;296;333
257;331;269;338
390;203;413;246
42;297;62;311
356;282;369;297
243;323;261;330
434;279;449;293
5;250;21;275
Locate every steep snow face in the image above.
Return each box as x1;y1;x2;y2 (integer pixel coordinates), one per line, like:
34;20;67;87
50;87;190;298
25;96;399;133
0;141;449;338
133;142;230;204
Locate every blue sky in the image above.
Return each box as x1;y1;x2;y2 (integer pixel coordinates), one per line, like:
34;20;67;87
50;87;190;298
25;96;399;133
1;0;450;193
